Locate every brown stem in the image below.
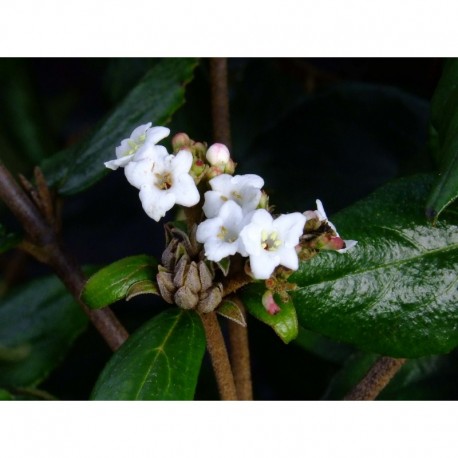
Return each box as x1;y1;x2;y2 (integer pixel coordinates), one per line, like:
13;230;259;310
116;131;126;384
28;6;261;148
228;299;252;400
209;58;231;148
0;162;128;351
200;312;238;400
344;356;407;400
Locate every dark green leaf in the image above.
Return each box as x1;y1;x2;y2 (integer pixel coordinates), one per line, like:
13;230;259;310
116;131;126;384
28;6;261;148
41;58;199;195
0;274;88;388
81;255;158;309
0;224;21;254
291;174;458;358
91;309;205;400
427;59;458;221
242;284;298;344
0;388;13;400
293;327;355;365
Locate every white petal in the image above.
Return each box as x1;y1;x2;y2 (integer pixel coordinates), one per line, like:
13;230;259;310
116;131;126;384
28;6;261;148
115;139;132;159
209;174;233;192
249;208;274;228
172;174;200;207
278;246;299;270
172;150;193;175
104;155;132;170
124;158;155;189
316;199;327;221
273;213;306;247
130;122;152;140
249;253;279;279
139;185;175;222
205;239;239;262
196;217;222;244
203;190;228;218
218;200;244;226
146;126;170;145
133;144;168;163
233;174;264;190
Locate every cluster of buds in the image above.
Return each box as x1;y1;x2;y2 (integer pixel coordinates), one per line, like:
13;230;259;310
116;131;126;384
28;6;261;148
157;225;223;313
171;133;235;183
105;123;357;315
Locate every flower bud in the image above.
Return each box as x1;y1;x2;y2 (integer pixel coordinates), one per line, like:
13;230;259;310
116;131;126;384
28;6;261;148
206;143;230;166
262;290;281;315
223;158;236;175
206;165;224;180
190;159;207;182
193;142;207;160
172;132;192;152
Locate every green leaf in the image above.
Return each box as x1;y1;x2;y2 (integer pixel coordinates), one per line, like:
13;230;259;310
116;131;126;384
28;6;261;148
293;327;355;365
81;255;158;310
426;59;458;221
241;284;298;344
0;274;88;388
0;224;21;254
41;58;199;195
91;309;205;400
0;388;13;400
291;174;458;358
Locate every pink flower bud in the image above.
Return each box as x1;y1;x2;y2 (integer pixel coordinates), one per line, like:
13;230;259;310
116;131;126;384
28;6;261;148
262;290;281;315
206;143;230;165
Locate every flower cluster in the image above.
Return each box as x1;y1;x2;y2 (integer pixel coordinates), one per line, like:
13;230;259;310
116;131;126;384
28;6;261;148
105;124;357;286
196;174;306;279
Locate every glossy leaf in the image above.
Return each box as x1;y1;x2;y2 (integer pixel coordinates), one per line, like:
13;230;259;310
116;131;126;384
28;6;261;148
81;255;158;309
426;59;458;221
242;283;298;344
293;327;355;365
0;274;88;388
291;174;458;358
91;309;205;400
41;58;199;195
0;224;20;254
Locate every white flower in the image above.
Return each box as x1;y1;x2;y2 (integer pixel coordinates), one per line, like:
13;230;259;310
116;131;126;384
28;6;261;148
203;174;264;218
196;200;249;262
315;199;357;253
126;149;200;222
104;123;170;170
239;209;306;279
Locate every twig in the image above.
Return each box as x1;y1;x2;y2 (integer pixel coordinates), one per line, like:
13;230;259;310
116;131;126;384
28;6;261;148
0;162;129;351
209;58;231;149
344;356;407;400
200;312;238;400
228;298;252;400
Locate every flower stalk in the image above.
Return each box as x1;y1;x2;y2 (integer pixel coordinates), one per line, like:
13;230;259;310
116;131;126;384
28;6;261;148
344;356;407;400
